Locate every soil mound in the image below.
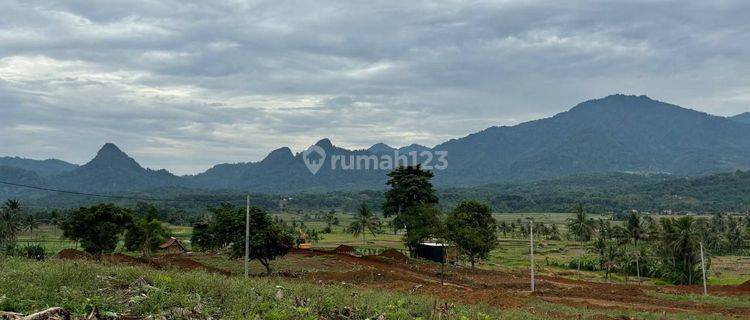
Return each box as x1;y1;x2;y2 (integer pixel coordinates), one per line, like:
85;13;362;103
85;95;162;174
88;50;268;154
378;249;409;262
56;249;93;260
161;256;232;276
105;253;163;269
333;245;356;254
736;280;750;292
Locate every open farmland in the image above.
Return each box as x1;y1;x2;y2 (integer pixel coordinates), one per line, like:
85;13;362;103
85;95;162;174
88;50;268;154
4;245;750;319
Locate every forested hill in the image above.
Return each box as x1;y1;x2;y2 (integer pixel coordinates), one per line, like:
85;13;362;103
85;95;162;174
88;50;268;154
12;171;750;221
3;94;750;194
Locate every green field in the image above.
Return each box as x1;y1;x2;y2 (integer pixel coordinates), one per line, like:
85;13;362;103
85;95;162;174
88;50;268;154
12;211;750;286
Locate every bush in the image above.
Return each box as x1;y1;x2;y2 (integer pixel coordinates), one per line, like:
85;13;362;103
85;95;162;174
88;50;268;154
21;244;45;261
567;254;598;271
1;243;18;256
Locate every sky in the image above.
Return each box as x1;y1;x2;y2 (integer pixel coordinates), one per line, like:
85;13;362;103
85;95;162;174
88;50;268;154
1;0;749;175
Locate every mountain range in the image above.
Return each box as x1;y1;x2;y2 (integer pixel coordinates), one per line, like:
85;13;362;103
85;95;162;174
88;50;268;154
2;94;750;196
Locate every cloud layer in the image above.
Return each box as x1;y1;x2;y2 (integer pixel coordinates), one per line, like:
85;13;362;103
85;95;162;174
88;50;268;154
1;0;749;174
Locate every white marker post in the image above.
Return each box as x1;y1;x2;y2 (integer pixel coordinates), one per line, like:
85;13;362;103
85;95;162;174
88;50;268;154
245;195;250;278
700;241;707;295
529;218;535;292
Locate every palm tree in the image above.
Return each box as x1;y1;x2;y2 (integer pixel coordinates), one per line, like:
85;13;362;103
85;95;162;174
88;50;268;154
659;216;703;285
592;238;620;283
24;214;39;239
349;203;380;244
567;204;596;278
0;199;23;245
624;212;648;283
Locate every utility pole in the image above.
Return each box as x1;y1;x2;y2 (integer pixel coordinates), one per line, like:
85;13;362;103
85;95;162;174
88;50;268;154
528;218;535;292
245;194;250;278
700;241;707;295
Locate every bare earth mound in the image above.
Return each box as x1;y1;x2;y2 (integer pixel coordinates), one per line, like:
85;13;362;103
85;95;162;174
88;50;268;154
56;249;93;260
377;249;409;262
333;245;356;254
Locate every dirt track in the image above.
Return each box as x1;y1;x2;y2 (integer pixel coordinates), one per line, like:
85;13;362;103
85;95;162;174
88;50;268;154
57;248;750;318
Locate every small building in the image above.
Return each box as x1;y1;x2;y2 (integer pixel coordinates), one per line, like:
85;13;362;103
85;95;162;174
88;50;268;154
414;241;457;264
158;237;187;254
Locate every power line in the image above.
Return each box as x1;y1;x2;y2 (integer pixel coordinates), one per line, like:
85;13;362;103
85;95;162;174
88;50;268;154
0;180;245;203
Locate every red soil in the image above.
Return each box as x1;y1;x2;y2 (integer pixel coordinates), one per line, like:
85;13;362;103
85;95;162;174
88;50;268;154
56;249;93;260
279;249;750;317
377;249;409;262
54;249;229;275
333;245;356;254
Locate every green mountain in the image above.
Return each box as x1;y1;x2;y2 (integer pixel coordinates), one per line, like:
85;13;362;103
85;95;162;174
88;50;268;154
3;95;750;195
0;157;77;177
434;94;750;186
731;112;750;124
52;143;183;192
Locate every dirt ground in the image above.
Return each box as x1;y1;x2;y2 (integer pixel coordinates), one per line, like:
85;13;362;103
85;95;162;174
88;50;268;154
56;249;750;318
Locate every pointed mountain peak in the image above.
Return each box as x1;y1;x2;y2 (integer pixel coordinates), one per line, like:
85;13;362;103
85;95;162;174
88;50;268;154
97;143;126;156
262;147;294;163
86;143;142;169
314;138;334;149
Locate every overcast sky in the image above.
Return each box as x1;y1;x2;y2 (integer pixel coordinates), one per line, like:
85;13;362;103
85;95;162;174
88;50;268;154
1;0;749;175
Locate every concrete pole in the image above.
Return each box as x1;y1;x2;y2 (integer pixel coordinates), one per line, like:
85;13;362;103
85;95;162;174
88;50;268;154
700;241;707;295
245;195;250;278
530;221;535;292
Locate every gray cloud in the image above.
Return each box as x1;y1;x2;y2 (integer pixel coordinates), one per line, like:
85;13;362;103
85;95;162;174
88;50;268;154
1;0;749;174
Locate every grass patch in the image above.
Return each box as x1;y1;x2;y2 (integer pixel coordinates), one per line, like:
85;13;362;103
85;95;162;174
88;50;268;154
0;257;516;319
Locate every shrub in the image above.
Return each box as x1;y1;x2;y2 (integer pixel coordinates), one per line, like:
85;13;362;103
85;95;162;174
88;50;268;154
21;244;45;261
567;254;598;271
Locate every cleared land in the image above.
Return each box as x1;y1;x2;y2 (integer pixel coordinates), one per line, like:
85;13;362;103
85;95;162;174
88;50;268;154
3;246;743;319
7;212;750;318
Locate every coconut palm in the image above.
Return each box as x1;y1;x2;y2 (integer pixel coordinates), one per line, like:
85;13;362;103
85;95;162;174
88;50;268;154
0;199;23;245
23;214;39;238
567;204;597;278
349;202;380;244
624;212;648;282
659;216;704;285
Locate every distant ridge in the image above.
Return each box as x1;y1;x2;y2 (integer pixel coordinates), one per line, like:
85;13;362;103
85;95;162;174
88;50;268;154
730;112;750;124
0;156;77;177
3;94;750;194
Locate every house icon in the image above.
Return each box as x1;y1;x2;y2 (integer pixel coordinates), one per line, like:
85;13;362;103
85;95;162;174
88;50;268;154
302;145;326;175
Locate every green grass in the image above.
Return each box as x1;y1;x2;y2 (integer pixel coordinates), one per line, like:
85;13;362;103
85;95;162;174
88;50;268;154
0;256;529;319
0;257;735;319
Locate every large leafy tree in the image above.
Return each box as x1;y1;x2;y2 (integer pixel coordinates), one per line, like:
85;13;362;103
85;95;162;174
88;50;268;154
190;221;213;251
124;210;170;258
60;203;134;259
196;203;292;275
401;204;444;251
349;202;380;244
446;201;498;268
229;206;294;275
383;165;439;248
0;199;23;246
